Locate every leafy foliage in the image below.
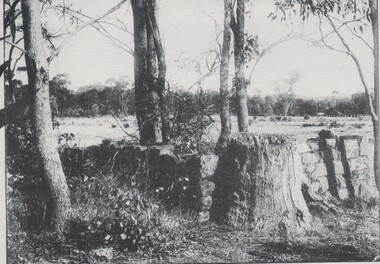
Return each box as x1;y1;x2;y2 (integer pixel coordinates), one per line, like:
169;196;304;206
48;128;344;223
272;0;371;20
169;89;219;154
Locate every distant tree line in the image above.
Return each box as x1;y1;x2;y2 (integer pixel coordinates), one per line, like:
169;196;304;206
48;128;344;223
245;93;371;117
46;76;378;118
6;75;371;119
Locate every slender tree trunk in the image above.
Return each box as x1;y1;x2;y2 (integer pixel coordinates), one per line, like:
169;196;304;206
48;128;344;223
232;0;249;132
218;0;232;147
370;0;380;192
369;0;380;254
21;0;71;234
327;14;379;222
284;102;291;117
131;0;161;145
121;92;128;117
5;0;21;105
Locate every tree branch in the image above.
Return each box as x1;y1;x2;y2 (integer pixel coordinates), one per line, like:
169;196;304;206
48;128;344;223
5;40;26;53
345;24;374;51
318;15;351;55
326;15;378;121
248;33;300;83
47;0;128;63
99;103;139;140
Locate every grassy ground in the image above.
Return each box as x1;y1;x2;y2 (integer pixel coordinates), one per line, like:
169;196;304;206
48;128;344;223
7;206;379;263
7;115;378;263
7;170;379;263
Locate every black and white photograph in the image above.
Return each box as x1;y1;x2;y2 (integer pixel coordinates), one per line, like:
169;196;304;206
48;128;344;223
2;0;380;263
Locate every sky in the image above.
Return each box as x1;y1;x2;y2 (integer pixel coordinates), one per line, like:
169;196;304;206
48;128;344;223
15;0;375;98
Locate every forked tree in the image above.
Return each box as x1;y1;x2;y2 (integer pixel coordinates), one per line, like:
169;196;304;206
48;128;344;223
274;72;299;117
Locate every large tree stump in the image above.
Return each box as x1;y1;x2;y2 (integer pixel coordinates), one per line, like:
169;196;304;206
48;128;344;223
212;133;311;237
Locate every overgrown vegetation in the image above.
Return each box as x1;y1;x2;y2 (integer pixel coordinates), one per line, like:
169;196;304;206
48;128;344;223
8;177;379;263
7;139;195;263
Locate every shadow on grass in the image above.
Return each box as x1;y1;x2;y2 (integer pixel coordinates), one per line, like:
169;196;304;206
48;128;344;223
248;242;369;262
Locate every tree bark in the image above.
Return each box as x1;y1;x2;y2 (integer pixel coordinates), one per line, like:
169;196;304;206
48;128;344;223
212;133;311;237
218;0;232;147
131;0;161;145
284;102;291;117
146;0;170;144
132;0;169;145
369;0;380;254
231;0;249;132
370;0;380;192
21;0;71;235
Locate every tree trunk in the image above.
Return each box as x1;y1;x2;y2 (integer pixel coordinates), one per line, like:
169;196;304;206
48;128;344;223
21;0;71;235
232;0;249;132
212;133;311;237
217;0;232;147
284;102;291;117
121;92;128;117
131;0;161;145
369;0;380;254
146;0;170;144
370;0;380;191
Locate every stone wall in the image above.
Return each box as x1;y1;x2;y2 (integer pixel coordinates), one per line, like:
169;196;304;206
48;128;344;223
299;130;377;202
60;141;219;223
60;130;377;227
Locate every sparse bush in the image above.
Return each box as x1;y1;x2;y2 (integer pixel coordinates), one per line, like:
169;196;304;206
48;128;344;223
58;133;77;149
302;122;326;127
170;92;217;154
353;123;365;129
330;121;345;128
269;116;278;122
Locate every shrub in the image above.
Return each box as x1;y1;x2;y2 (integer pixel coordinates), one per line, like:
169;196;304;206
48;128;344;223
353;123;365;129
58;133;77;149
170;98;216;154
6;107;50;232
302;122;327;128
330;121;345;128
67;173;193;253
